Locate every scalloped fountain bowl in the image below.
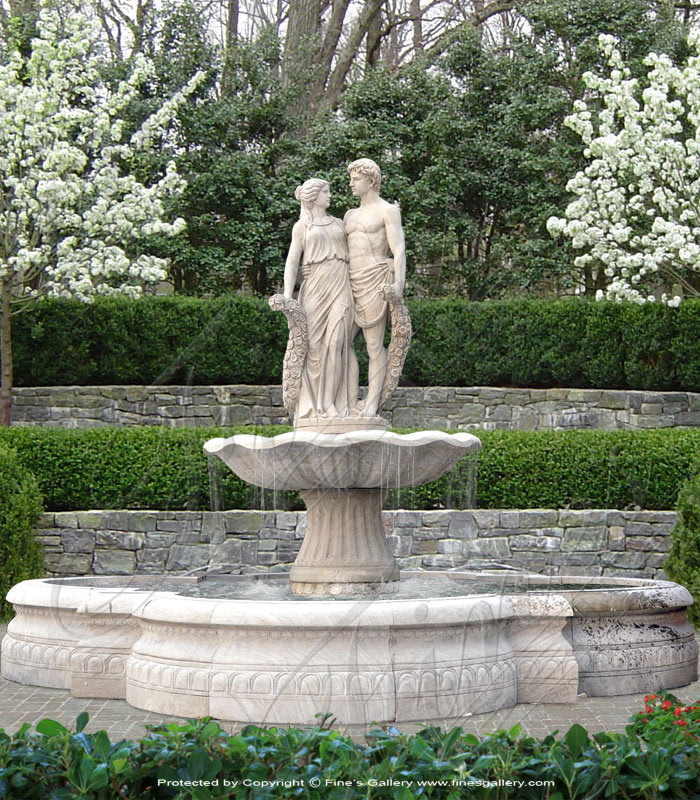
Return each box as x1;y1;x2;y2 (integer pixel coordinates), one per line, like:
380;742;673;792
2;572;697;725
204;430;481;595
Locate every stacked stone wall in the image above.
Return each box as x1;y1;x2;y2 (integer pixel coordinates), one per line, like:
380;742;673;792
12;385;700;430
35;509;676;581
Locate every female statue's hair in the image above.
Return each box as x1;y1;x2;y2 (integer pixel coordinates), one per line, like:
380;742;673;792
295;178;329;221
347;158;381;191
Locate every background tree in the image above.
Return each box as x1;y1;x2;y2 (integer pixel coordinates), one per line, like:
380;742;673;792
0;2;202;424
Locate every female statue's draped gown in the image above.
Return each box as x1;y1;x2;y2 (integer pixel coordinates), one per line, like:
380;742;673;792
296;216;354;420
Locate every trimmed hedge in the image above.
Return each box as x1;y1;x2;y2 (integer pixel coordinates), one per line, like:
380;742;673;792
665;472;700;625
0;444;44;620
11;296;700;390
2;426;699;512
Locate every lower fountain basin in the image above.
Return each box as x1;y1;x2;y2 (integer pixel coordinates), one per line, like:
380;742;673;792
2;573;696;724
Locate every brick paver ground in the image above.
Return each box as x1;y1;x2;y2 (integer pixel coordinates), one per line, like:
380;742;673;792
2;624;699;742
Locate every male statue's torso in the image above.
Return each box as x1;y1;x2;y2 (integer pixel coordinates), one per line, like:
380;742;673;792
345;201;393;268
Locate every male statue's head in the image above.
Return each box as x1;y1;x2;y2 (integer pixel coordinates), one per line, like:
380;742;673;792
348;158;381;197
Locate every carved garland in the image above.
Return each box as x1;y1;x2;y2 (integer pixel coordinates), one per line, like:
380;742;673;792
268;294;308;415
377;285;412;412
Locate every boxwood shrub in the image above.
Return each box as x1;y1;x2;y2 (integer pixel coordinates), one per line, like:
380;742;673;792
1;426;698;512
0;444;44;620
12;296;700;390
1;699;699;799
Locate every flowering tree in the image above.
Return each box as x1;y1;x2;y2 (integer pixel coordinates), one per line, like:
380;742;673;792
547;32;700;305
0;3;203;424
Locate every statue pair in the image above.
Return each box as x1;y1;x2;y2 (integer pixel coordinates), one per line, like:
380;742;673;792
274;158;409;425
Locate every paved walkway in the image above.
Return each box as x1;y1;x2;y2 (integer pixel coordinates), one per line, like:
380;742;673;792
2;624;699;743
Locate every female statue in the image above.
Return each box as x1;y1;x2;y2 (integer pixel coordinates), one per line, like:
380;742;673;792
280;178;355;420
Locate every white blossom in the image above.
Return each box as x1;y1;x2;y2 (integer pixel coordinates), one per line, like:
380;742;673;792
0;2;205;303
548;33;700;304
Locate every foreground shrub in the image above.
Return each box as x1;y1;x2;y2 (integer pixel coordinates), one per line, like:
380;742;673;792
665;472;700;625
1;426;699;512
12;296;700;390
0;444;44;620
1;698;699;799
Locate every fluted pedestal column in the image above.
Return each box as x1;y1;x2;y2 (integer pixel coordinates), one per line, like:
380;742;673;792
289;489;400;596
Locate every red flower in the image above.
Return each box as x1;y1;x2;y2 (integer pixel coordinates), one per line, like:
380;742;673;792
650;694;657;700
662;700;672;710
645;705;651;713
673;706;683;717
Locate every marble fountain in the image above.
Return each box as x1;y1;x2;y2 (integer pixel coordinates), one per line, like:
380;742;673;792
2;163;698;725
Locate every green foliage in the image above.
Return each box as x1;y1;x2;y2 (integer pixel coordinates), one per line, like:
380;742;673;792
664;471;700;624
1;706;699;798
0;444;43;621
2;426;698;513
12;296;700;390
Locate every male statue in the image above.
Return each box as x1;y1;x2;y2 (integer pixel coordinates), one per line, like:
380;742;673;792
344;158;406;417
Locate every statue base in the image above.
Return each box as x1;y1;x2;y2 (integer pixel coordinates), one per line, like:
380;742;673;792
294;415;388;434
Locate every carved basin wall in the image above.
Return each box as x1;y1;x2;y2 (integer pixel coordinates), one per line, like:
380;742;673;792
2;573;696;725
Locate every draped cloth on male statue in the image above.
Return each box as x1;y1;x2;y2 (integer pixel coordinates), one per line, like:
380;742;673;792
349;258;393;328
296;217;354;419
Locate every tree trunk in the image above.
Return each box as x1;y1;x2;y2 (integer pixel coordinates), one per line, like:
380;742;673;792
0;279;13;426
283;0;323;85
226;0;239;46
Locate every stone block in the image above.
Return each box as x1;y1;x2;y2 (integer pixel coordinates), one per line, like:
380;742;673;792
446;511;477;540
608;526;625;551
165;545;211;571
549;552;599;567
120;512;158;532
36;535;62;552
136;548;169;570
95;531;143;551
463;537;510;559
157;518;201;533
176;531;202;545
626;536;671;552
420;554;466;568
213;539;243;565
395;511;422;527
562;526;607;552
99;511;140;532
413;540;438;554
599;391;630;410
257;552;279;565
225;512;263;534
240;541;259;564
625;522;654;536
35;513;56;528
453;405;484;424
257;539;278;551
43;552;92;575
387;535;412;558
201;513;226;544
485;404;512;421
93;550;136;575
499;511;520;528
559;510;608;526
676;411;700;425
634;416;673;429
145;532;177;548
472;510;500;529
645;553;667;568
276;512;298;530
437;539;463;554
518;510;558;527
61;529;95;553
600;552;647;569
509;535;560;551
421;511;451;527
54;512;79;528
561;566;603;576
